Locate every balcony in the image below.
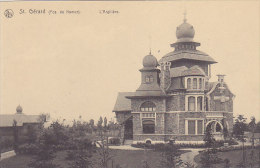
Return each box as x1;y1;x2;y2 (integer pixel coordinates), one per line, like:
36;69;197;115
205;111;224;118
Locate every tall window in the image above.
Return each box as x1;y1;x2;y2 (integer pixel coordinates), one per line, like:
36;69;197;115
142;120;155;134
187;78;191;89
140;101;156;112
197;120;203;134
188;120;196;135
197;96;203;111
193;78;197;89
199;78;202;89
188;97;195;111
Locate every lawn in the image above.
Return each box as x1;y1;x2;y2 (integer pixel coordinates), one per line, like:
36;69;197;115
194;148;260;168
0;149;189;168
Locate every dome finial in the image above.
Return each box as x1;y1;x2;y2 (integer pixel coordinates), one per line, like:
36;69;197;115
149;35;152;55
183;9;187;23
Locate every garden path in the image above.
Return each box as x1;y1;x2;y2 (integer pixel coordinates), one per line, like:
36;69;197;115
179;148;204;167
0;150;16;161
108;145;144;150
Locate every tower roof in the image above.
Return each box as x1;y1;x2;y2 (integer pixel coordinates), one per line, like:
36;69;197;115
142;54;158;68
176;21;195;42
16;105;23;114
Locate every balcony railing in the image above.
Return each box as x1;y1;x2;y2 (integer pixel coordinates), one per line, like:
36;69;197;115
205;112;224;118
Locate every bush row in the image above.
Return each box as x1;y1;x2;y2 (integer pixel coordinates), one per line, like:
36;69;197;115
131;139;239;149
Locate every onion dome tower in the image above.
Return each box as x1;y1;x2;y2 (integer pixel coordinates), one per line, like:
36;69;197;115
16;105;23;114
159;12;217;78
130;52;165;97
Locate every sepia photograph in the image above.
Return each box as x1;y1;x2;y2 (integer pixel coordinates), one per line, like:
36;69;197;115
0;0;259;168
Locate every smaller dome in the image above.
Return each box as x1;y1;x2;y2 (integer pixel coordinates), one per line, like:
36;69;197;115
143;54;158;68
16;105;23;114
176;22;195;42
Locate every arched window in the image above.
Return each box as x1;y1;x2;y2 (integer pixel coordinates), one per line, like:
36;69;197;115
142;120;155;134
187;78;191;89
197;96;203;111
193;78;197;89
188;97;195;111
199;78;202;89
140;101;156;112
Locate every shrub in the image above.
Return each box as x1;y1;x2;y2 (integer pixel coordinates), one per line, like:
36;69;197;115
109;137;120;145
17;143;39;155
200;149;222;167
0;136;14;152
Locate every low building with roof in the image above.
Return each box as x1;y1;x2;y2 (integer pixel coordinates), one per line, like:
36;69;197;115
113;16;235;144
0;105;43;138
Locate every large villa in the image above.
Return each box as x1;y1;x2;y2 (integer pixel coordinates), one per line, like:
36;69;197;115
113;17;235;145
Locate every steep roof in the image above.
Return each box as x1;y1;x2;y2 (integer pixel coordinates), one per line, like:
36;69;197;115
170;66;188;78
127;90;168;98
181;65;206;76
0;114;40;127
113;92;135;112
159;50;217;64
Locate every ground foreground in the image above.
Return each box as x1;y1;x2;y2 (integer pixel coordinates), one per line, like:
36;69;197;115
194;148;260;168
0;149;188;168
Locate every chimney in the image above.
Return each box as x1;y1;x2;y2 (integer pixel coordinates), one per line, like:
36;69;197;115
217;74;225;93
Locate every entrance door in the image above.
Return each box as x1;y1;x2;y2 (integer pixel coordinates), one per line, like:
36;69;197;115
124;117;133;139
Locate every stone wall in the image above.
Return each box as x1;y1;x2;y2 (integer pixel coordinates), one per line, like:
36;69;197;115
209;83;234;112
165;113;179;134
166;94;185;111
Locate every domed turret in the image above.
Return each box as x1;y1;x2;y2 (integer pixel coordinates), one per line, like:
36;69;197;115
176;21;195;42
142;54;158;68
16;105;23;114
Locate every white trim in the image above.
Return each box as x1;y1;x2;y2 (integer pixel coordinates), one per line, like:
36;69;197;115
185;119;205;135
205;120;224;132
132;111;233;114
134;134;204;136
132;140;205;144
175;141;205;144
185;95;204;111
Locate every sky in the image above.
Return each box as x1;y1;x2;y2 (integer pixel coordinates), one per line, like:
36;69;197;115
0;1;259;123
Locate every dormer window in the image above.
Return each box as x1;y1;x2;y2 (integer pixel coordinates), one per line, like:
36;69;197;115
187;78;191;89
199;78;202;89
186;77;205;91
193;78;197;89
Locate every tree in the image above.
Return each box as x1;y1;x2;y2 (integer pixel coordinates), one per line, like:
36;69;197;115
13;120;19;151
104;117;107;129
248;116;256;147
255;121;260;133
89;119;94;128
28;129;60;168
204;126;215;147
96;133;114;168
159;143;182;168
233;115;248;139
38;113;50;129
69;138;95;168
27;125;37;144
97;117;103;129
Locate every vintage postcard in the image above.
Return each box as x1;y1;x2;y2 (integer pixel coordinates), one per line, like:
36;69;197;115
0;1;259;168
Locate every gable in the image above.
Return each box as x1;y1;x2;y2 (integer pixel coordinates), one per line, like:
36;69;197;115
113;92;135;112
